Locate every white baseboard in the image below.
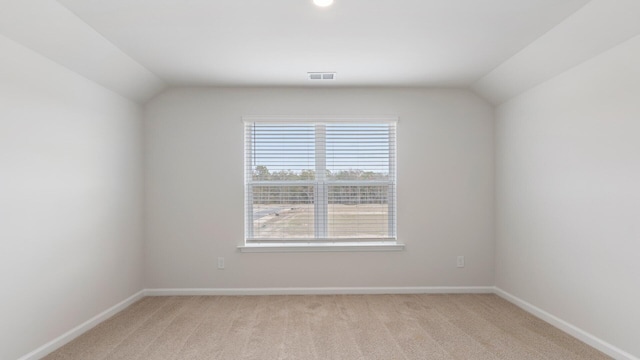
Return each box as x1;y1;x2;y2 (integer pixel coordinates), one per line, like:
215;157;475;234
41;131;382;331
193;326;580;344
144;286;494;296
17;290;145;360
494;287;639;360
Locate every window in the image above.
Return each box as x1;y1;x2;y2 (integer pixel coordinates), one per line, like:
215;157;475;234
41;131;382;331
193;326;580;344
243;117;400;251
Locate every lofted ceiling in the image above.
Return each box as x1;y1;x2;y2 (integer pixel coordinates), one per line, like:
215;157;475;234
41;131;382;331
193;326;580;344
56;0;588;88
3;0;640;103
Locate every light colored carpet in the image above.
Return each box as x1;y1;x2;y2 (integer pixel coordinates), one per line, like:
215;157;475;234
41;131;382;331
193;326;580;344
43;294;611;360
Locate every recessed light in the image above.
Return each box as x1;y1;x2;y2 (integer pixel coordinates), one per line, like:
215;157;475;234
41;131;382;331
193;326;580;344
313;0;334;7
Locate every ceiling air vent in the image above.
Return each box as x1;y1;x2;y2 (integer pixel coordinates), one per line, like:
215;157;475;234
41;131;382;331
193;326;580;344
308;72;336;80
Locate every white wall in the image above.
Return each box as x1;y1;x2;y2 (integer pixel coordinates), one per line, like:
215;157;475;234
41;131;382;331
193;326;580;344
0;35;144;360
144;87;494;289
495;34;640;357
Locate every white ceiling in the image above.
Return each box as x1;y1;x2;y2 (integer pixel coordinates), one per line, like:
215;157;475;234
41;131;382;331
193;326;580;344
0;0;165;103
56;0;589;88
5;1;640;103
474;0;640;104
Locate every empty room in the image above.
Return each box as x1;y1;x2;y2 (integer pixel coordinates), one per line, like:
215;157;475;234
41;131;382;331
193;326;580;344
1;0;639;359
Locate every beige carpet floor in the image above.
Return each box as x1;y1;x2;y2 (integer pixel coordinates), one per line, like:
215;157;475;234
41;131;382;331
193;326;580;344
43;294;611;360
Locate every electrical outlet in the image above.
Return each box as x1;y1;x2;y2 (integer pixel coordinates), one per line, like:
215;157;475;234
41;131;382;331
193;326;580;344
457;256;465;268
217;257;225;269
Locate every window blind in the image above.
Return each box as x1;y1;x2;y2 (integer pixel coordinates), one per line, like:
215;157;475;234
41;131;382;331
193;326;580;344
244;119;396;243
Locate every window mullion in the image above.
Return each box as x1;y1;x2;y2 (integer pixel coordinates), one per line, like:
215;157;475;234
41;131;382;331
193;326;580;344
315;124;327;238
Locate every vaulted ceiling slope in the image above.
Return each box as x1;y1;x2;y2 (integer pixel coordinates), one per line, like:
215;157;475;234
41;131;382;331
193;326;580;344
473;0;640;104
2;1;640;104
0;0;166;103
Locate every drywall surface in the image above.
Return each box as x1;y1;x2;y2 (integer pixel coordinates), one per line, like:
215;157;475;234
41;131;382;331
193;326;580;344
0;0;166;102
0;35;144;360
495;34;640;357
144;87;494;289
473;0;640;105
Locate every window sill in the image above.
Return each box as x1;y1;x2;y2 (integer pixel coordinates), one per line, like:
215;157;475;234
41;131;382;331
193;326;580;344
238;242;405;253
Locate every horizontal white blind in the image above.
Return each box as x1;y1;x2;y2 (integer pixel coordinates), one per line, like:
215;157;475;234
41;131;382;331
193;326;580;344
248;124;315;180
326;124;394;179
245;121;396;242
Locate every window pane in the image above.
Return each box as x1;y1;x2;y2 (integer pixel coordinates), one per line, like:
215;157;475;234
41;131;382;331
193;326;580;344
326;123;392;181
328;185;389;238
248;124;315;181
252;185;314;238
245;120;396;242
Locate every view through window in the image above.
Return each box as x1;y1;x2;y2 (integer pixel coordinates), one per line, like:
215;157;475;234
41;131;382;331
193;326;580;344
244;118;397;244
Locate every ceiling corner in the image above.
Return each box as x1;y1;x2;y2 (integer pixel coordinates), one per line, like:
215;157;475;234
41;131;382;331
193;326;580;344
0;0;166;104
471;0;640;106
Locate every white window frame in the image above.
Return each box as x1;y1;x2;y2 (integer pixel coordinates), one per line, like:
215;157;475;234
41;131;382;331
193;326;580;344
240;116;404;253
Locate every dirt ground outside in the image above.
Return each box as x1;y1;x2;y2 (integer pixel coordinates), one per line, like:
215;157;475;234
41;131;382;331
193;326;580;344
252;203;389;239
